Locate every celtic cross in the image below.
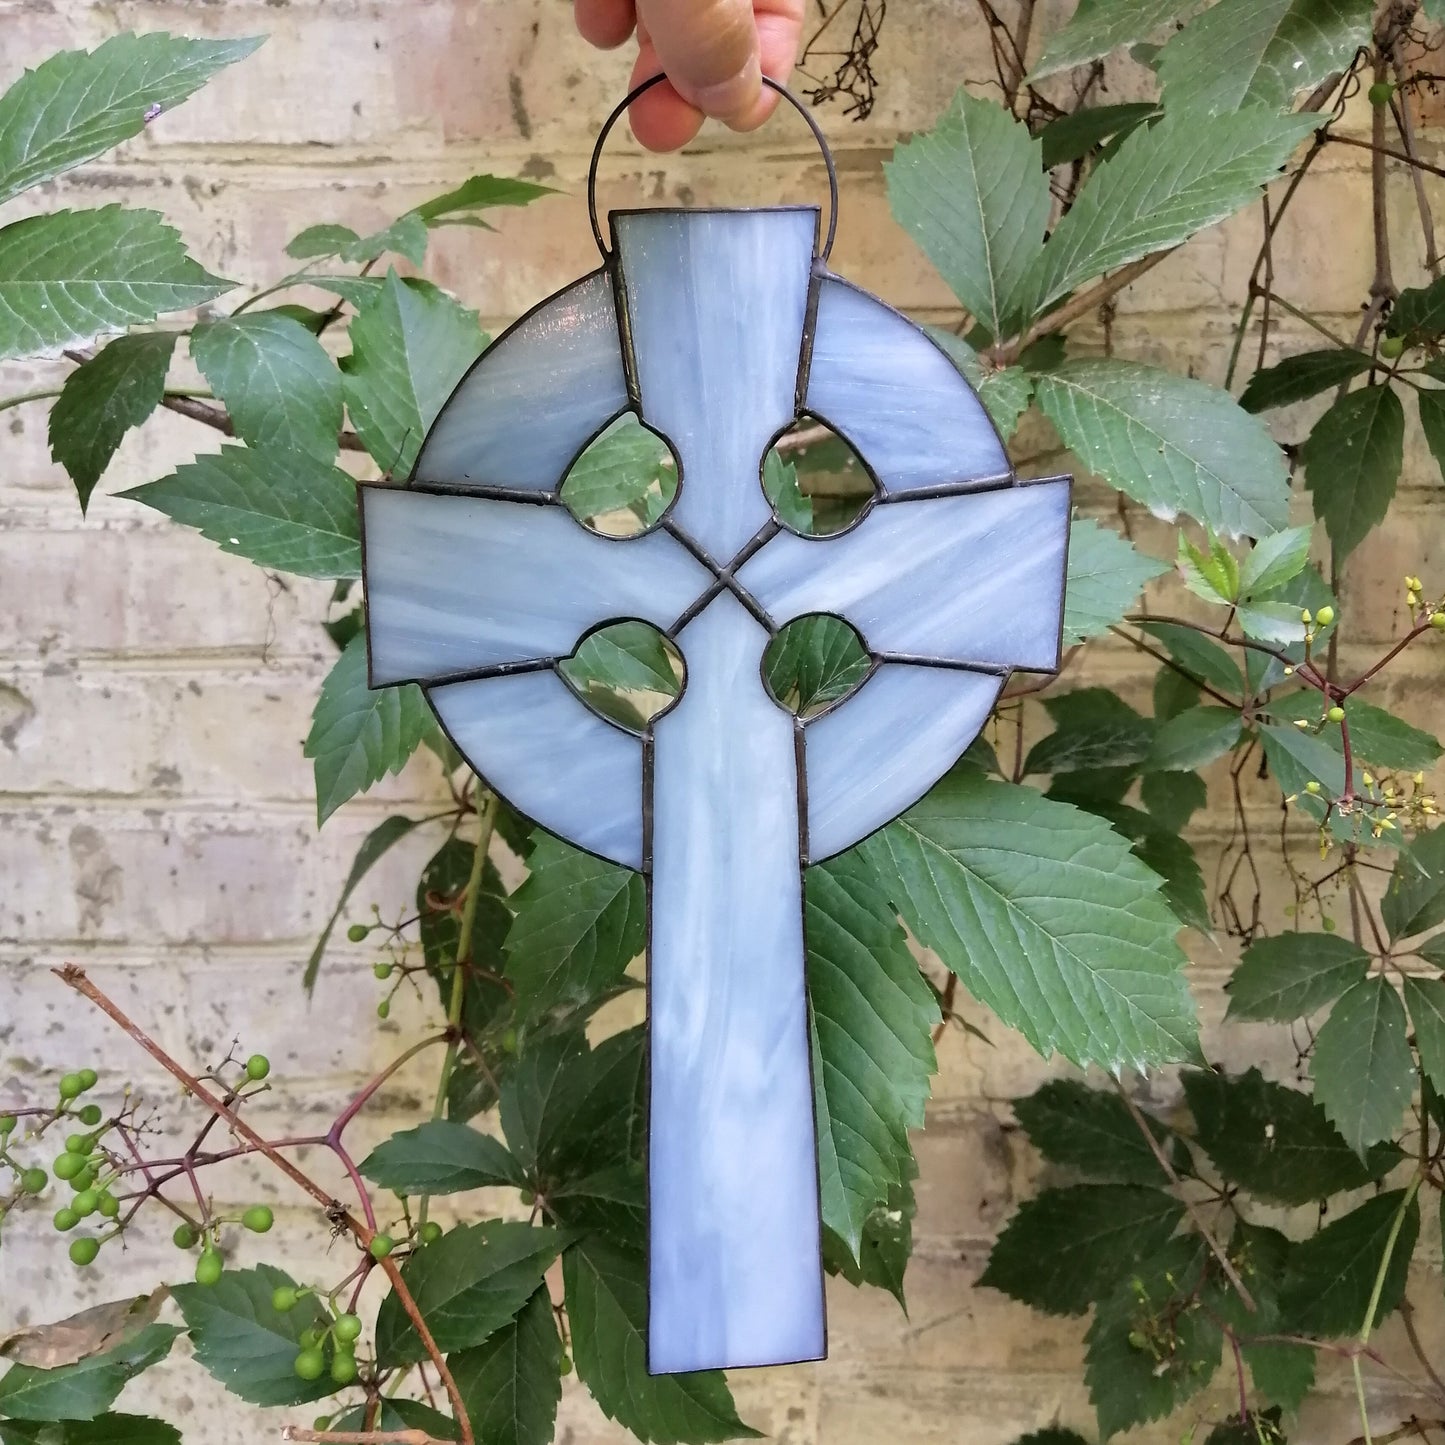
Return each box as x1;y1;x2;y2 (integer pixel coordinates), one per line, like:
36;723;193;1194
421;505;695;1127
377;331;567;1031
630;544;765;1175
361;191;1069;1374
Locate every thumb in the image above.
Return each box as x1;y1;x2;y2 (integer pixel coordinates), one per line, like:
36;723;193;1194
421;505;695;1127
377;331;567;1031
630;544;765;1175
636;0;761;125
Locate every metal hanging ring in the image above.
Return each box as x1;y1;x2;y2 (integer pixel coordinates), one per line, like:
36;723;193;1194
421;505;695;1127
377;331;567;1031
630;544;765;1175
586;73;840;263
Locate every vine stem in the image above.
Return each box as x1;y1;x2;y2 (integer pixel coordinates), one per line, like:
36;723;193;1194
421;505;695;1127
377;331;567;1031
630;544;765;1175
53;965;475;1445
282;1431;448;1445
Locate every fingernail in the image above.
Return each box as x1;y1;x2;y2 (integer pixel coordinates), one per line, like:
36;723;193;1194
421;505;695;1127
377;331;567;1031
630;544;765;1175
688;51;762;123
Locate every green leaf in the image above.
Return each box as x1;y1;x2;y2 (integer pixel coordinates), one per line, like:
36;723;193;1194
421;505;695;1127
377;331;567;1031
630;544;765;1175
559;416;677;528
1030;0;1202;78
191;312;343;461
563;1241;758;1444
412;174;556;225
1265;691;1441;773
1093;804;1212;934
1023;110;1316;316
1013;1079;1172;1185
1404;976;1445;1097
304;633;436;825
286;216;428;266
343;272;486;474
1229;1226;1315;1410
1303;385;1405;558
1035;360;1292;538
1418;388;1445;482
1141;769;1208;832
285;224;362;260
332;1401;457;1440
1009;1433;1092;1445
0;1417;180;1445
1183;1068;1398;1204
1177;533;1239;604
548;1164;646;1247
1280;1189;1418;1336
0;207;231;361
1310;977;1413;1154
503;834;645;1022
1386;275;1445;344
0;34;262;207
885;89;1049;339
1237;600;1308;646
1157;0;1372;116
925;327;1035;439
1416;933;1445;966
764;615;871;716
48;331;176;511
1226;933;1370;1021
808;851;938;1256
1039;103;1158;168
1383;828;1445;941
979;1184;1184;1316
856;772;1196;1070
172;1264;334;1407
1137;621;1241;695
448;1287;560;1445
0;1328;177;1423
559;621;680;730
822;1162;916;1308
1239;348;1373;412
1061;519;1168;645
1204;1411;1286;1445
1239;524;1314;600
1024;689;1155;775
361;1121;525;1195
304;814;419;992
1146;706;1242;772
376;1222;569;1365
120;444;360;579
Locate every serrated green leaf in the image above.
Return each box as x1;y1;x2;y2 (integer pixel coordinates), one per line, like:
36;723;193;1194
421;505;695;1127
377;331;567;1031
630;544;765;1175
0;1416;181;1445
1239;525;1314;599
808;851;937;1256
1157;0;1371;117
885;89;1049;339
1404;975;1445;1096
1094;803;1212;934
503;834;645;1022
980;1185;1184;1316
0;207;230;361
1146;705;1242;771
822;1161;916;1308
1025;689;1155;776
1024;110;1316;316
563;1240;758;1444
1416;933;1445;966
1061;519;1168;645
1266;692;1442;773
764;615;871;716
360;1121;525;1195
548;1164;646;1246
1280;1189;1418;1336
286;216;428;266
332;1400;457;1441
559;620;680;730
304;633;436;825
172;1265;332;1407
1177;533;1238;604
48;331;176;511
1183;1067;1398;1204
1013;1079;1172;1185
1387;276;1445;344
448;1287;560;1445
856;773;1196;1069
1226;932;1369;1021
1137;621;1241;695
285;224;361;260
0;1328;177;1423
376;1222;569;1365
412;174;556;224
343;271;486;474
1039;103;1158;168
191;312;342;461
1239;348;1373;412
1036;360;1292;538
1141;769;1208;831
1303;384;1405;558
925;327;1035;439
1030;0;1202;78
1418;388;1445;482
559;416;677;530
1221;1224;1316;1413
1204;1410;1286;1445
0;34;262;207
1311;976;1413;1154
120;443;360;579
1238;600;1308;645
1384;829;1445;941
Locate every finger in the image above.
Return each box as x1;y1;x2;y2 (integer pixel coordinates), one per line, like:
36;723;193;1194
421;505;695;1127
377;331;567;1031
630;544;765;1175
636;0;760;125
574;0;637;49
626;46;705;152
727;0;807;133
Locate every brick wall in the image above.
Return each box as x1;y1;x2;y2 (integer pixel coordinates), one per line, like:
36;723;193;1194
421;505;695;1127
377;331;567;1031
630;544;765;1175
2;2;1443;1441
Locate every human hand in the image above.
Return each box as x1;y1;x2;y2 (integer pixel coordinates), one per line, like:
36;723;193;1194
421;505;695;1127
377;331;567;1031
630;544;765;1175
574;0;806;151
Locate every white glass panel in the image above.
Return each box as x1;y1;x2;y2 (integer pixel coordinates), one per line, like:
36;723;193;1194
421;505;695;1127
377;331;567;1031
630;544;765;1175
805;665;1003;862
429;670;643;868
648;591;825;1373
805;276;1010;495
412;270;628;490
737;481;1070;671
363;487;713;685
614;210;816;561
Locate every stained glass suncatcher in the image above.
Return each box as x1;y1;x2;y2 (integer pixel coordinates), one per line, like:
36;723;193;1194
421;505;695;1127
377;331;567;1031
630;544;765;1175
361;82;1071;1377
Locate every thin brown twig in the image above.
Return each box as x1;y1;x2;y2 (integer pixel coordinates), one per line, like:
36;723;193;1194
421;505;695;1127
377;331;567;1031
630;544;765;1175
282;1431;448;1445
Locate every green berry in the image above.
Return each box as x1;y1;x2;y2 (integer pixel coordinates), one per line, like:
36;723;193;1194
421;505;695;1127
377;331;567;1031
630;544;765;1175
1327;705;1345;722
69;1168;94;1194
559;1352;573;1376
53;1207;79;1232
372;962;393;980
312;1420;332;1433
1315;605;1336;627
58;1074;84;1101
376;999;390;1021
334;1313;363;1345
97;1192;119;1220
20;1168;46;1194
245;1054;271;1082
346;923;371;943
294;1348;326;1382
0;1115;16;1135
1379;334;1405;360
272;1285;300;1313
419;1221;443;1246
69;1237;100;1267
1369;80;1395;106
242;1205;274;1234
1432;612;1445;630
78;1105;102;1127
300;1328;323;1350
73;1189;99;1217
53;1152;83;1181
65;1134;88;1155
77;1069;98;1092
368;1234;394;1260
520;1189;535;1205
1305;780;1322;794
330;1351;359;1386
173;1222;199;1250
501;1027;518;1054
195;1249;224;1286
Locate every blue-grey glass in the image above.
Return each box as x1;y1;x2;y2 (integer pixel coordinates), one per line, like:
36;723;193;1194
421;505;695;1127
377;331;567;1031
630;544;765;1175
737;481;1071;671
429;670;643;868
648;592;825;1374
805;277;1010;495
804;664;1003;862
412;269;628;489
362;487;712;686
613;209;816;560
